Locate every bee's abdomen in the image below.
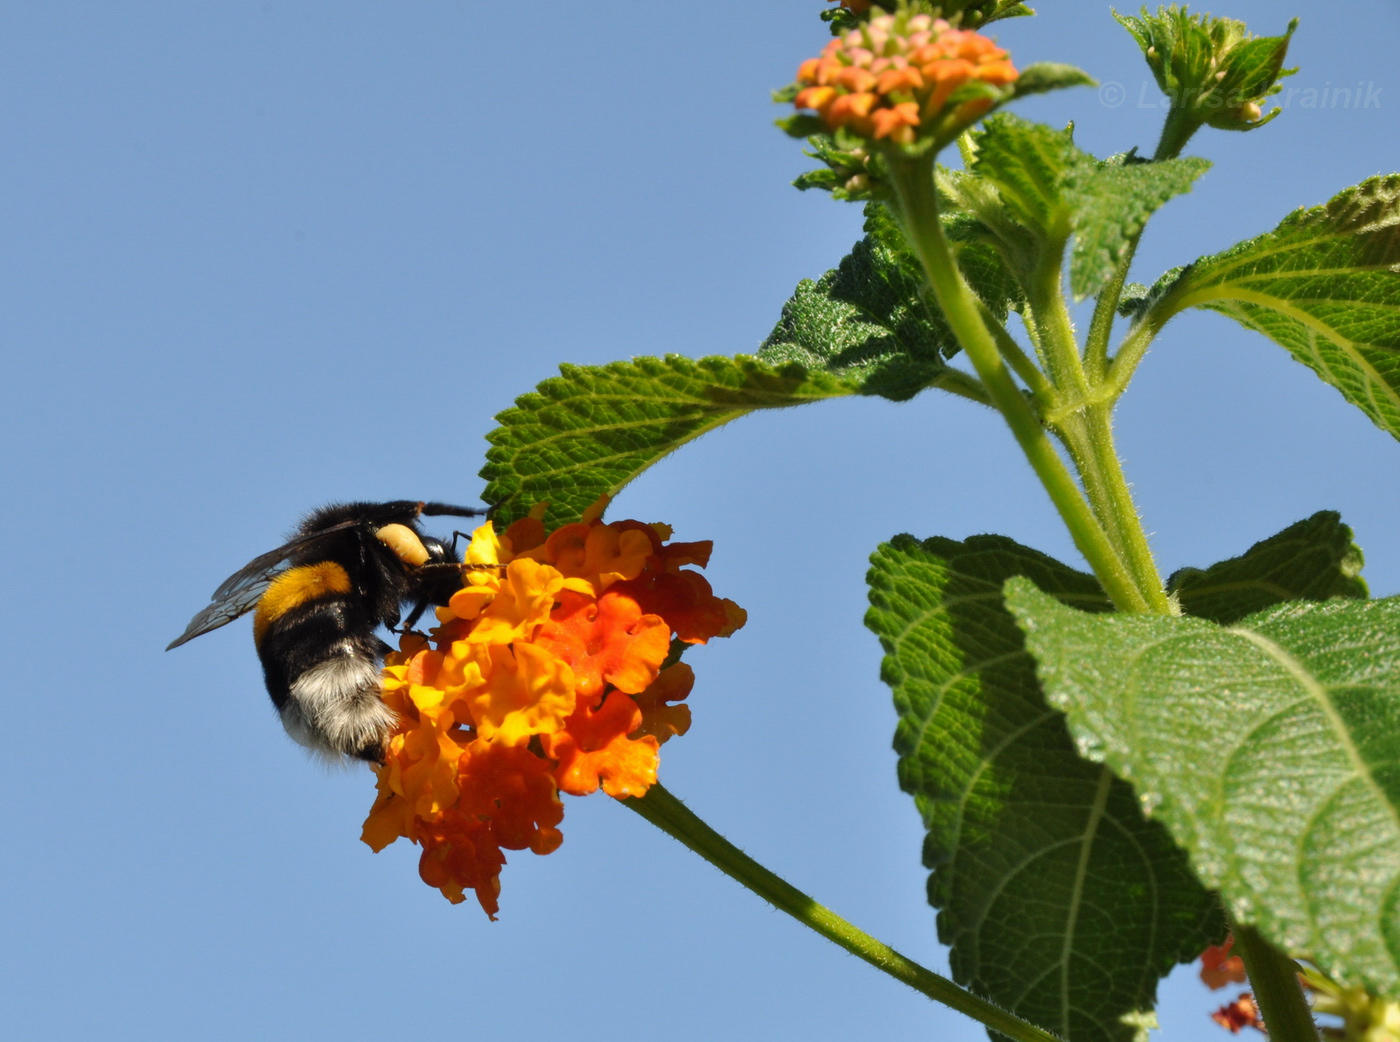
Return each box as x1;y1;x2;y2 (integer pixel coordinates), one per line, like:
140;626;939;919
252;562;353;646
253;569;396;761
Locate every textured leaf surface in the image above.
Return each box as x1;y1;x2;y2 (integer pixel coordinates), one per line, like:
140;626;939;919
1067;155;1210;300
1009;62;1098;100
480;355;854;526
1151;175;1400;439
482;206;1014;526
1007;583;1400;995
1171;510;1368;625
959;115;1208;297
866;535;1221;1042
760;204;1016;397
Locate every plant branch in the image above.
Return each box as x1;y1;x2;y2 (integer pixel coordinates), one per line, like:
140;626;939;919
1073;407;1171;611
977;300;1053;402
1085;108;1201;381
929;366;995;407
1104;303;1171;399
1085;256;1134;382
1230;919;1321;1042
623;785;1066;1042
1028;242;1090;399
885;154;1152;613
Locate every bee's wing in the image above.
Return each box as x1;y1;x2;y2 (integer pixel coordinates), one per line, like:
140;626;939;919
166;519;365;650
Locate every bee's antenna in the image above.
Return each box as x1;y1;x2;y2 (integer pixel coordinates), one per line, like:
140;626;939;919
421;502;487;518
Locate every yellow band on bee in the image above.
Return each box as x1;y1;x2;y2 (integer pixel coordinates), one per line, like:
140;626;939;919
376;523;430;567
253;561;352;645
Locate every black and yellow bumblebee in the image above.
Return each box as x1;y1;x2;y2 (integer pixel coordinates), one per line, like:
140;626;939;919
168;501;484;762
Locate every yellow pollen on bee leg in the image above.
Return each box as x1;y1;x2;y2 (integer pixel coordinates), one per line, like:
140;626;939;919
376;523;431;566
253;562;353;644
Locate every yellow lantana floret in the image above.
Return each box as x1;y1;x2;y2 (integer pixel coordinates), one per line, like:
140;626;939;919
361;503;746;917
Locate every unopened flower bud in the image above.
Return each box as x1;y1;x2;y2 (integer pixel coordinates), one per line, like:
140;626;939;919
1116;5;1296;144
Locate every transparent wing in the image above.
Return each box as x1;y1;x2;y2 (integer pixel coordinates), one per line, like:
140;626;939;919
166;519;364;650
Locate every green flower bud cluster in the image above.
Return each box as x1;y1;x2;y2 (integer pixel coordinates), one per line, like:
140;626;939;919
821;0;1032;35
1116;5;1296;144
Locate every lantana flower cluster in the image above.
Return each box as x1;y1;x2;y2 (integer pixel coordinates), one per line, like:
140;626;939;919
793;10;1019;147
361;501;745;917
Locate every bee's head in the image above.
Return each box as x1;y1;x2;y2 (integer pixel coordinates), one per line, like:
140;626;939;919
416;534;466;606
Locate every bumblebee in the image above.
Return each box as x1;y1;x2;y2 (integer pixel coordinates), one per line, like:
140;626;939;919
168;500;484;762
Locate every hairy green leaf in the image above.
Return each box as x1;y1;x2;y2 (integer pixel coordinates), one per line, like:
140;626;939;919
946;0;1036;28
866;535;1221;1042
761;204;1016;396
1068;154;1210;300
1170;511;1368;625
1006;582;1400;996
481;203;1021;526
1009;62;1097;100
480;356;854;526
954;115;1207;297
967;116;1081;245
1147;175;1400;439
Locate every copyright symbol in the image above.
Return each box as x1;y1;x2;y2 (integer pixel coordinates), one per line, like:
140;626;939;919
1099;82;1127;108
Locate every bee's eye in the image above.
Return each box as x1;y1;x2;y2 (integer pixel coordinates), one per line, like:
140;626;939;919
375;524;430;567
419;536;455;565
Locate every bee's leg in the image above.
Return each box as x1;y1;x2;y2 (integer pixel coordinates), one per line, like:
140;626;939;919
397;596;432;634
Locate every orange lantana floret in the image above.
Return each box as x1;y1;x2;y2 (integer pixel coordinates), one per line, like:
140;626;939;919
1200;936;1248;990
546;690;659;798
360;502;745;915
793;11;1019;147
1210;994;1264;1034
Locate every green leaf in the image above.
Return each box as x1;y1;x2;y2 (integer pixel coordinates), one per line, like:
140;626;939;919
761;204;1016;396
1170;511;1368;625
1146;175;1400;440
481;204;1018;526
966;116;1082;245
479;356;855;526
1006;582;1400;996
946;0;1036;28
955;116;1208;297
1068;154;1210;300
866;535;1222;1042
1010;62;1097;100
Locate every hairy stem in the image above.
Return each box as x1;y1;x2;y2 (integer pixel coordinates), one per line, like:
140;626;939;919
1230;921;1321;1042
885;154;1151;613
1084;256;1133;382
1085;107;1201;380
1029;244;1090;399
929;366;995;407
624;785;1066;1042
978;299;1053;402
1105;300;1172;399
1074;406;1171;611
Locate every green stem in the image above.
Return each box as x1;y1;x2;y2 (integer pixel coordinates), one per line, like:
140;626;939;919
624;785;1066;1042
1084;253;1133;383
978;299;1053;403
1104;299;1172;400
1230;920;1321;1042
1029;244;1090;400
929;366;995;408
1021;236;1172;607
1085;106;1200;381
1073;406;1171;612
885;154;1151;614
1154;106;1203;163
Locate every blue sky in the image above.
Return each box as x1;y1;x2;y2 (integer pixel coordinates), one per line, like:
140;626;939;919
0;2;1396;1039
